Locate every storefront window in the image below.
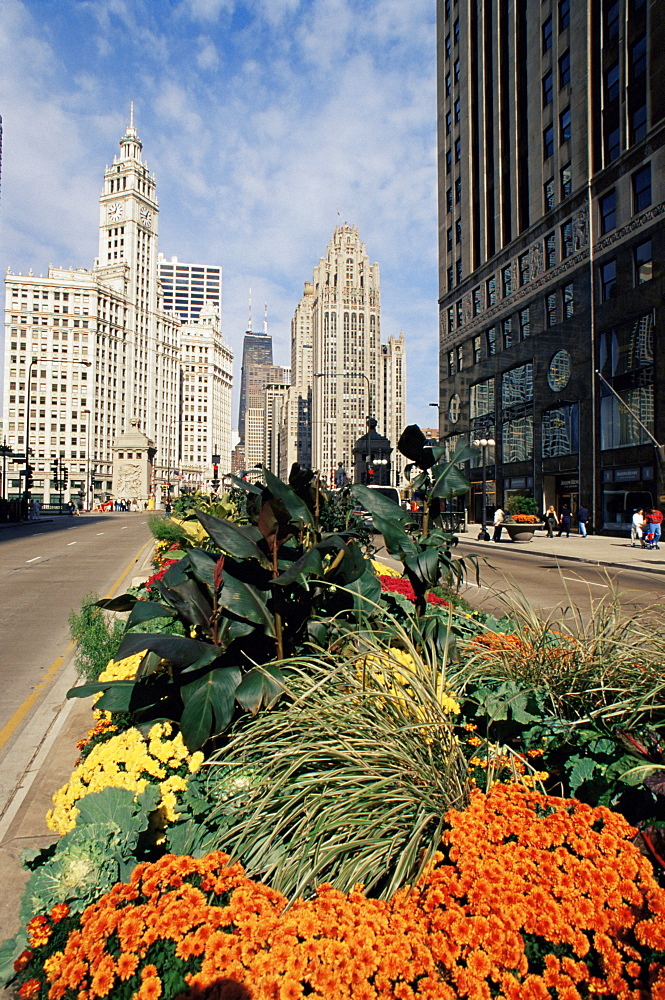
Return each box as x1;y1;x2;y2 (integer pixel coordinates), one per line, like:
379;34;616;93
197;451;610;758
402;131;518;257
470;377;495;419
503;415;533;462
599;313;653;376
600;385;654;449
502;363;533;408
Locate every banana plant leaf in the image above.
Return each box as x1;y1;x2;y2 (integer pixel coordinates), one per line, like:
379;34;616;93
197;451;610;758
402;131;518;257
404;547;441;591
180;666;242;749
257;497;296;550
113;632;222;670
350;484;411;524
126;601;175;627
95;595;138;612
184;547;218;590
235;664;285;715
263;468;314;527
196;510;271;567
219;573;276;636
228;474;264;495
396;425;437;470
155;578;214;630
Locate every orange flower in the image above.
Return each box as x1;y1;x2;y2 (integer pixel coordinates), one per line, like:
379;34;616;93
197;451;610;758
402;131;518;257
18;980;42;999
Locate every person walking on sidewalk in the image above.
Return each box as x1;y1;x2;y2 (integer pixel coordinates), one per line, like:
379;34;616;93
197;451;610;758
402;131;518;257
557;504;571;537
544;505;558;538
644;507;663;550
576;504;590;538
631;508;645;547
492;507;505;542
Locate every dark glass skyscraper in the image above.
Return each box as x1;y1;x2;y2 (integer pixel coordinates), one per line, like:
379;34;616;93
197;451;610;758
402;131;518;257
437;0;664;533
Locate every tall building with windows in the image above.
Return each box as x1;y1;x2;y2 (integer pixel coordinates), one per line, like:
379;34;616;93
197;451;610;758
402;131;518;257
157;256;222;323
2;110;232;505
436;0;664;533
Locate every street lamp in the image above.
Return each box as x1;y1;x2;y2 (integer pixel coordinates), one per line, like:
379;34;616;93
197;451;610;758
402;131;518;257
473;436;495;541
23;357;92;509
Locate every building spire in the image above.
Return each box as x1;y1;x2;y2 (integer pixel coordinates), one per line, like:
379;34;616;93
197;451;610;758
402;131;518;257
264;302;268;335
248;287;252;331
120;101;142;160
129;100;134;129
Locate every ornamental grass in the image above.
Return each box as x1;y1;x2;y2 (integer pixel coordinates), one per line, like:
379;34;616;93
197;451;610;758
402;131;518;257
191;634;467;900
13;785;665;1000
453;584;665;730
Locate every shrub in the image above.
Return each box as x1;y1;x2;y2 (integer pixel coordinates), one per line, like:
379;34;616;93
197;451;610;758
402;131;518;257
505;495;539;516
68;594;125;682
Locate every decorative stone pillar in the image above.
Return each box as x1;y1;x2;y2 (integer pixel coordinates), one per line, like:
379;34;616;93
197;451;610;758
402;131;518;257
112;418;157;501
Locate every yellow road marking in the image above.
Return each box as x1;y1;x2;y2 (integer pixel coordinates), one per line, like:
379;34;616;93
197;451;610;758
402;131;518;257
0;539;150;751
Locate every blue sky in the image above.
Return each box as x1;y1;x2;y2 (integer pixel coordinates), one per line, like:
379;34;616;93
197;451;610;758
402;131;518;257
0;0;440;431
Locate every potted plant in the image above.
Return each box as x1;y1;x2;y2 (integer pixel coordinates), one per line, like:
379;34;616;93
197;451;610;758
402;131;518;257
504;496;539;542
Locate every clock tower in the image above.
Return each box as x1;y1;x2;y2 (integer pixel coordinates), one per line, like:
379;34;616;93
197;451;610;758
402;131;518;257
95;105;178;485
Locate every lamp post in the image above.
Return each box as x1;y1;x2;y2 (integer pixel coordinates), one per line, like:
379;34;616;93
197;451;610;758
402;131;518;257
23;357;92;511
83;408;93;511
473;436;495;541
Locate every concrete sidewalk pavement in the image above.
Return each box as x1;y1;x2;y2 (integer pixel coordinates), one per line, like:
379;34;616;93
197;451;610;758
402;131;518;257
456;524;665;576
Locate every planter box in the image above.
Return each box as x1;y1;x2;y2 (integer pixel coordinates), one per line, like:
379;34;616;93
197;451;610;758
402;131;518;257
505;523;536;543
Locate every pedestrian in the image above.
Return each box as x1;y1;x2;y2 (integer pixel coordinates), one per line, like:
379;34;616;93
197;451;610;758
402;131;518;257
576;504;590;538
544;505;558;538
644;507;663;550
557;504;571;537
631;509;645;547
492;506;505;542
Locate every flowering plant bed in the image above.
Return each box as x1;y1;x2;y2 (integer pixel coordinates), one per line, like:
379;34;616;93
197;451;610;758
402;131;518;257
508;513;540;524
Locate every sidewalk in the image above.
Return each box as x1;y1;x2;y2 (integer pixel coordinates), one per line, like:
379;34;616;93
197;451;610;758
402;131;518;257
456;525;665;576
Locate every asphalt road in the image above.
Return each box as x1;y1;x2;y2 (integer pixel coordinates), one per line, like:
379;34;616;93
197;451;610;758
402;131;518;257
453;538;664;625
0;513;152;808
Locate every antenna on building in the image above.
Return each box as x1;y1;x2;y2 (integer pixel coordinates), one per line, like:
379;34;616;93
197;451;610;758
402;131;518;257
129;101;134;128
248;287;252;331
264;302;268;335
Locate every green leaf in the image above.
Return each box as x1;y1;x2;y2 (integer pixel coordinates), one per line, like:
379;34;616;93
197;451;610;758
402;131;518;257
196;511;271;567
263;468;314;526
185;548;218;590
228;474;263;495
114;632;221;670
95;594;137;612
350;484;410;524
567;756;598;795
219;574;275;635
273;546;324;587
127;601;175;627
75;785;161;829
397;425;437;470
180;667;242;749
431;462;472;499
235;665;286;715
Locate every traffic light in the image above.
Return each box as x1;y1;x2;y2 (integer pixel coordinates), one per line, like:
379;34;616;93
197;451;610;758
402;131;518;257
212;462;219;491
63;467;69;485
52;461;59;480
26;464;34;490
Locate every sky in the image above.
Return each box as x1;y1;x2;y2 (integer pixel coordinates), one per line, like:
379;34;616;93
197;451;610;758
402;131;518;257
0;0;440;432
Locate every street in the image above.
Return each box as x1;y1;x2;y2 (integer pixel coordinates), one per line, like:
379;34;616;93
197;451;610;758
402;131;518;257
0;513;152;817
453;536;664;624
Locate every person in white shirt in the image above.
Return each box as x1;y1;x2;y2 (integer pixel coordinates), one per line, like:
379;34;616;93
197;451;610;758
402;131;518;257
631;508;645;547
492;507;505;542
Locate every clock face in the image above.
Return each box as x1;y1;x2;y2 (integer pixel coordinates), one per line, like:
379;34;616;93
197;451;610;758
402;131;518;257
107;202;123;222
140;206;152;229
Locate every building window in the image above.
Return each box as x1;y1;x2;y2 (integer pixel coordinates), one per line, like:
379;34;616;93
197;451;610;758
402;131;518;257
473;287;482;315
605;125;621;163
446;110;452;135
631;35;647;79
454;137;461;162
486;276;496;306
563;282;574;319
454;18;460;44
559;0;570;31
545;233;556;270
634;239;652;284
546;293;558;327
633;163;651;212
447;227;453;252
455;177;462;203
447;266;454;291
599;190;616;234
543;71;553;106
454;97;460;123
448;350;455;376
457;300;464;326
561;163;572;197
559;50;571;88
543;124;554;159
502;265;513;297
520;307;531;339
600;259;617;301
542;404;578;457
631;102;647;144
543;15;553;51
457;345;464;371
561;220;573;258
445;72;451;96
446;149;452;173
486;327;497;356
519;253;530;286
445;34;451;59
606;62;620;102
473;336;482;364
454;58;460;83
455;220;462;244
447;306;455;332
446;187;453;213
456;260;463;283
605;0;619;39
502;317;514;350
470;377;495;418
544;178;555;210
560;107;571;144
